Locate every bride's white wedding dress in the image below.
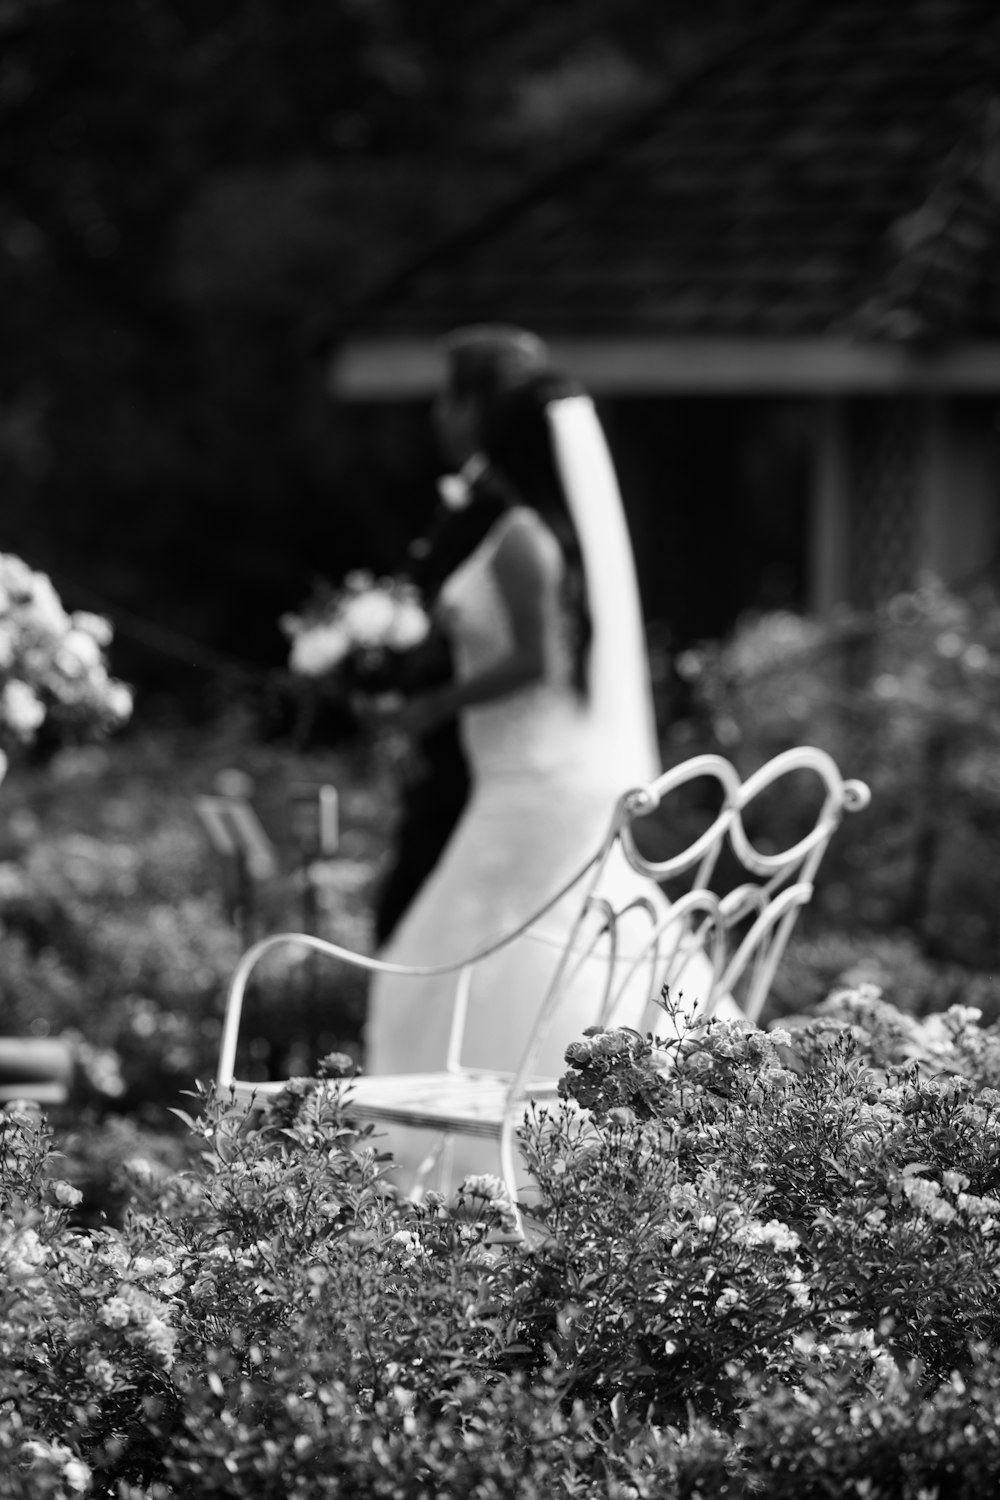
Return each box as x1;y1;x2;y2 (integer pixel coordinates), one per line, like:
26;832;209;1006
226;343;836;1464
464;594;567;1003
364;501;718;1191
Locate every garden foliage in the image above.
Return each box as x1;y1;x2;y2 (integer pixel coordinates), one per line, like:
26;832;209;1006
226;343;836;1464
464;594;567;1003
0;724;382;1131
667;575;1000;975
6;988;1000;1497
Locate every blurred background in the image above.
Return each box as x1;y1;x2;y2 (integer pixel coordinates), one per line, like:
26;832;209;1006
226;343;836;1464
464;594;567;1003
5;0;996;719
2;0;1000;1201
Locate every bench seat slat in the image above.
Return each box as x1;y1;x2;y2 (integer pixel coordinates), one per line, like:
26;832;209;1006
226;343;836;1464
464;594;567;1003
226;1071;562;1138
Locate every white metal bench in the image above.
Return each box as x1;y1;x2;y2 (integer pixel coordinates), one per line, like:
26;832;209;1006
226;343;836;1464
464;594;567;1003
216;747;870;1217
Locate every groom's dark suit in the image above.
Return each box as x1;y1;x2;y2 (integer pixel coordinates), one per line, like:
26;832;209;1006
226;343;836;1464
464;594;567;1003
373;477;506;945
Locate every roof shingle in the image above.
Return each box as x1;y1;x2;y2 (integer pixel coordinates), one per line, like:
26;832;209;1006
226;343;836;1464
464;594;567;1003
351;0;1000;343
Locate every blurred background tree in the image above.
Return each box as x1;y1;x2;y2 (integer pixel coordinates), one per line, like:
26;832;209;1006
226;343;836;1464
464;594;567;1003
0;0;752;716
667;576;1000;978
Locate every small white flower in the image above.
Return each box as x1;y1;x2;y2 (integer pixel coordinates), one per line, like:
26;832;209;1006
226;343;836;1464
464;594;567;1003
51;1179;83;1207
99;1295;132;1329
390;1229;425;1259
950;1005;983;1024
341;588;398;649
685;1050;713;1076
62;1457;92;1492
386;595;430;650
3;1225;47;1278
85;1358;116;1392
2;678;45;737
70;610;114;647
0;553;36;598
140;1313;178;1368
24;571;69;634
786;1274;811;1308
462;1173;506;1199
122;1156;157;1186
22;1440;91;1492
437;473;472;510
902;1176;955;1221
59;627;104;672
97;1237;130;1272
735;1217;800;1253
290;622;351;676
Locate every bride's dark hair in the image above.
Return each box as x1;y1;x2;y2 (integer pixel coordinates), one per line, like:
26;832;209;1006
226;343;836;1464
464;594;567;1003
477;369;592;695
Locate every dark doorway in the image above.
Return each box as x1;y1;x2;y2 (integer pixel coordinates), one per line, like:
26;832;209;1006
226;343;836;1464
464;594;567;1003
606;396;812;648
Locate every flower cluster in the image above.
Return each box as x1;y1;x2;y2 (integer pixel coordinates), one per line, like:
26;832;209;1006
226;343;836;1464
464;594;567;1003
9;987;1000;1496
0;553;132;772
280;571;430;683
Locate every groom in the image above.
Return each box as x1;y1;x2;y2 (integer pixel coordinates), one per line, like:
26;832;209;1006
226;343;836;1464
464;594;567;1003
373;324;552;944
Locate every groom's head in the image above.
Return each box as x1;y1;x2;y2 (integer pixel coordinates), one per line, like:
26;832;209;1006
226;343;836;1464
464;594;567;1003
435;324;551;466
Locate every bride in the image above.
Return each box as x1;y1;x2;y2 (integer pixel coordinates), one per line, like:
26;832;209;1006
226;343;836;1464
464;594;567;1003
365;366;719;1190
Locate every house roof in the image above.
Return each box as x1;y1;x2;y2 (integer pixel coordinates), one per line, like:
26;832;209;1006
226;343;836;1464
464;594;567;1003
331;0;1000;394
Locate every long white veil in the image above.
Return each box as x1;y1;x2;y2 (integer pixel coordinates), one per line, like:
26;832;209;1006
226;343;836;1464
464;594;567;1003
547;396;661;789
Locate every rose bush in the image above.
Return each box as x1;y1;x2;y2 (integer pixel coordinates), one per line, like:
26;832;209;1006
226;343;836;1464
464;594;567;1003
6;987;1000;1496
0;553;132;774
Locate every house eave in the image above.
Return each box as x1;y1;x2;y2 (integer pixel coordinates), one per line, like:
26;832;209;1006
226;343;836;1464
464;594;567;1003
329;336;1000;399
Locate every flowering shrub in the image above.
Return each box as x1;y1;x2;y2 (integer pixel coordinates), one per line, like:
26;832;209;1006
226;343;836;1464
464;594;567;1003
7;988;1000;1495
764;924;1000;1028
0;798;242;1115
0;721;392;1134
668;575;1000;969
0;553;132;775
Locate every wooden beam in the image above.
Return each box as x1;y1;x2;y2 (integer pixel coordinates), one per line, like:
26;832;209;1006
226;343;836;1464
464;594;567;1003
329;337;1000;399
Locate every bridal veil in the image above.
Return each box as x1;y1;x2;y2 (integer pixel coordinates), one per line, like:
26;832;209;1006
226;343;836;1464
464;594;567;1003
547;395;660;788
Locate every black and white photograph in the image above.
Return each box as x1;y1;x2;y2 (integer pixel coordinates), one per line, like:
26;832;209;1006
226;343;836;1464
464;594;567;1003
2;2;1000;1493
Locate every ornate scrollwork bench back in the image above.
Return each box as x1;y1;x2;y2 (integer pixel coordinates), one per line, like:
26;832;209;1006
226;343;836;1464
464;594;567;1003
215;747;870;1214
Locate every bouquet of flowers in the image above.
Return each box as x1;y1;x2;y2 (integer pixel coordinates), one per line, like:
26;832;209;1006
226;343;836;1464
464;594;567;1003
280;571;433;696
0;552;133;775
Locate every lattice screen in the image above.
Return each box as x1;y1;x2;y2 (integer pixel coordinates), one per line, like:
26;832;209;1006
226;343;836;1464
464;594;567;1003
849;398;919;609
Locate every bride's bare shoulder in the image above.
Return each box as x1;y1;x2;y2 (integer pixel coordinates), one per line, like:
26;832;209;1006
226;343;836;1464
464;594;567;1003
491;507;560;575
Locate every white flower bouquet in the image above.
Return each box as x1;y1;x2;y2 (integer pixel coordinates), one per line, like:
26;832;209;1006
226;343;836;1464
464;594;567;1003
0;552;133;774
280;571;431;691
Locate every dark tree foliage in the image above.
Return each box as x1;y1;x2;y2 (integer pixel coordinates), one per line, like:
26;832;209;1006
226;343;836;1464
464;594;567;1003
0;0;751;714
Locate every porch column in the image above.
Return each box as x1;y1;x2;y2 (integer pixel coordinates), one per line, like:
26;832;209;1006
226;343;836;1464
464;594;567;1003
919;396;1000;588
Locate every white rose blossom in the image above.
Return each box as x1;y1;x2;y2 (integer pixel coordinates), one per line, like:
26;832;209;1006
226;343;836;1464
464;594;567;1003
21;1441;91;1493
290;622;351;676
341;588;399;648
0;553;35;597
70;609;114;647
386;593;431;650
2;679;45;735
24;571;69;635
0;553;132;750
59;627;104;673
